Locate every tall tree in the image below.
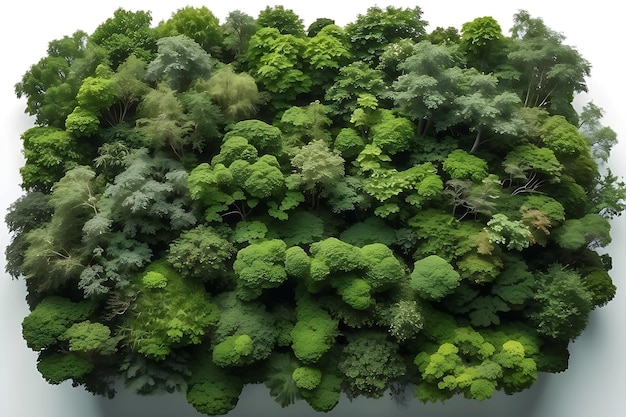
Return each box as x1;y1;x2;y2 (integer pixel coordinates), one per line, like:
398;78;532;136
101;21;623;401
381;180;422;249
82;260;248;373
506;11;590;120
222;10;258;62
256;6;305;37
390;41;465;136
157;6;224;57
90;8;157;69
346;6;427;65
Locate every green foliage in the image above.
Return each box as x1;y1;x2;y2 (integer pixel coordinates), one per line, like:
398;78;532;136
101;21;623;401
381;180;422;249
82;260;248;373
90;8;157;68
186;354;243;415
291;294;338;363
541;115;590;157
461;16;505;71
338;332;406;398
280;102;332;144
485;213;533;251
19;127;83;191
212;291;278;364
120;352;190;395
552;213;611;250
292;366;322;390
146;35;215;91
233;239;287;300
222;10;257;59
212;334;254;367
124;261;220;360
60;321;117;354
411;255;461;301
371;114;415;155
530;265;594;340
157;6;223;56
201;66;260;122
508;11;590;115
290;140;345;193
9;6;623;414
346;6;427;64
4;192;53;278
246;28;311;103
333;128;365;159
443;149;489;182
15;30;90;127
264;353;302;407
142;271;168;288
224;119;283;155
325;62;386;119
22;296;97;351
387;300;424;341
257;6;305;37
167;225;235;281
37;352;94;385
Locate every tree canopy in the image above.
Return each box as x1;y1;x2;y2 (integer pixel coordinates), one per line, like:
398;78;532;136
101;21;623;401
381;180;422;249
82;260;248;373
7;6;623;416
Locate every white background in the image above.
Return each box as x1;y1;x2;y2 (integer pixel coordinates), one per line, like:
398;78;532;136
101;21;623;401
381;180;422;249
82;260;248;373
2;1;624;416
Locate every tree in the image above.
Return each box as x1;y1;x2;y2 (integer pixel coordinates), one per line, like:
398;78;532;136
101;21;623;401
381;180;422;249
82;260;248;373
578;102;618;163
37;352;94;385
99;55;150;127
290;140;345;206
19;127;84;191
443;149;489;182
291;294;338;363
307;18;335;37
146;35;215;92
222;10;257;60
90;8;157;69
223;119;283;155
245;28;311;105
485;214;533;251
122;261;220;360
428;26;460;45
280;102;332;144
233;239;288;301
346;6;427;65
552;213;611;251
507;10;590;118
157;6;223;57
212;291;279;364
15;30;90;127
410;255;461;301
22;296;97;351
257;6;305;37
167;224;236;281
452;70;523;153
199;66;260;122
530;265;593;340
540;115;590;157
325;62;387;120
390;41;465;136
303;25;352;91
186;353;244;415
134;84;200;158
460;16;506;72
589;169;626;219
338;332;406;398
21;167;100;292
4;192;53;279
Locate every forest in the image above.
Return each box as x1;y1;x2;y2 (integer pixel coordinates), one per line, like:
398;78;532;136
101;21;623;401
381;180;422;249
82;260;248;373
5;5;625;415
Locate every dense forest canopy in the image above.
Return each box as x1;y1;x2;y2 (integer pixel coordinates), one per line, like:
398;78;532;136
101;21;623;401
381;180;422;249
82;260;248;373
6;5;625;414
